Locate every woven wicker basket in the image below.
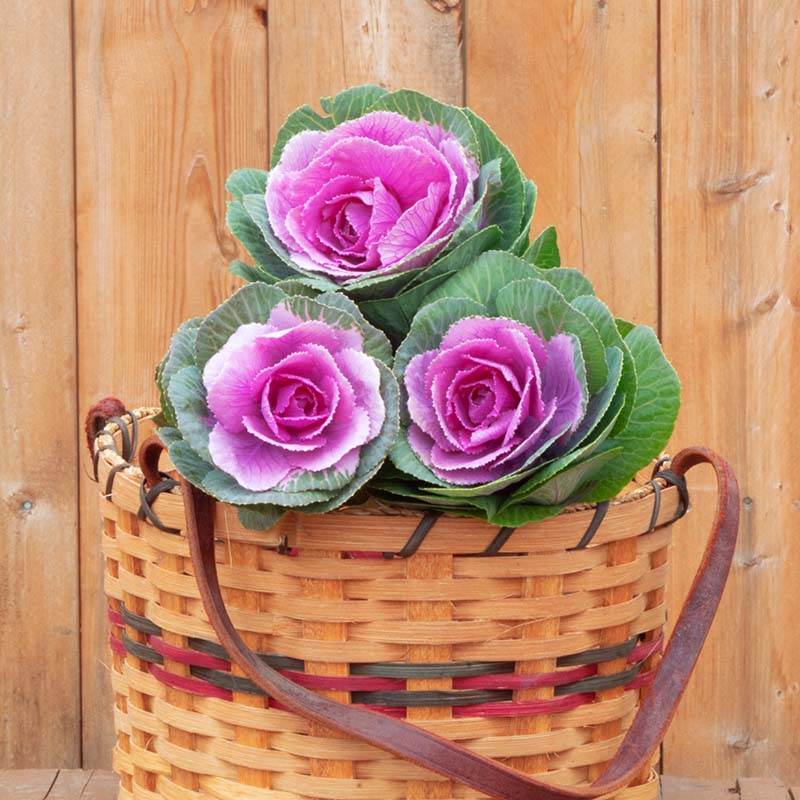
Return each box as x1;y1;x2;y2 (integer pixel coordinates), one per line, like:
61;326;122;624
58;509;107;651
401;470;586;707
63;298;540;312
90;406;738;800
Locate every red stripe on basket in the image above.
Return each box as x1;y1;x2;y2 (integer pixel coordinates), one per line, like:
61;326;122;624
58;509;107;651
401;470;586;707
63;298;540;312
149;663;233;700
627;668;656;691
108;633;125;656
148;636;231;671
108;608;125;628
630;634;664;662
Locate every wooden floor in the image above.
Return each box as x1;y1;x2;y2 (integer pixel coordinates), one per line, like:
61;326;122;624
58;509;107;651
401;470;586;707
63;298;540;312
1;771;798;798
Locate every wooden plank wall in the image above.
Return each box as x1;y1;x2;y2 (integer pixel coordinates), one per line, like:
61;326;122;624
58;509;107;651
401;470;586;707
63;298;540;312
1;0;797;782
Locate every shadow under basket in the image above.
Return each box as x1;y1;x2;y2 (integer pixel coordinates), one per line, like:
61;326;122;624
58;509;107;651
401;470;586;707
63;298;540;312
90;406;738;800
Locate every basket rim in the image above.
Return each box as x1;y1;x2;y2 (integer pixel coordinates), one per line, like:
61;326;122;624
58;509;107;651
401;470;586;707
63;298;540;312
90;408;684;556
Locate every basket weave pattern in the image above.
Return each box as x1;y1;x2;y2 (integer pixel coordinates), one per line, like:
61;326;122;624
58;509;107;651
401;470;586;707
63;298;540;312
96;411;679;800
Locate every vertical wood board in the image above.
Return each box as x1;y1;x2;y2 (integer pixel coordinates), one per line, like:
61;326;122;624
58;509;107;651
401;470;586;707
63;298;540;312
660;0;800;781
74;0;270;766
466;0;659;328
0;0;80;768
267;0;464;141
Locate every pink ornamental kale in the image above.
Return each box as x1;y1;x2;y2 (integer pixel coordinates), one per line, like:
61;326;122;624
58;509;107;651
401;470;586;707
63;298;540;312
405;318;584;485
204;313;385;491
155;283;398;526
266;111;478;282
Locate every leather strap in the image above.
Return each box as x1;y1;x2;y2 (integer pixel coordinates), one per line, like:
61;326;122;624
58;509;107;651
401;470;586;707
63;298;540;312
177;446;738;800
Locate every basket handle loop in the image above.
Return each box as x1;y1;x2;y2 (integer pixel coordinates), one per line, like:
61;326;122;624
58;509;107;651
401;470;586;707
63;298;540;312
180;446;738;800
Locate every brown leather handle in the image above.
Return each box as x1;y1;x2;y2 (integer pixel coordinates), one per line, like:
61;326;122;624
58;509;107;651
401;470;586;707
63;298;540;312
179;446;738;800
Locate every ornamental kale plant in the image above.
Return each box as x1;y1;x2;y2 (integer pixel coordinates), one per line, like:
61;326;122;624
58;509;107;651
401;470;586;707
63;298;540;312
153;88;680;529
376;251;680;527
155;282;398;530
225;85;537;341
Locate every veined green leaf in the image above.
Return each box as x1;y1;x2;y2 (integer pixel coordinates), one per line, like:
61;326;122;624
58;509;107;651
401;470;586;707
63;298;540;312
168;366;212;462
463;108;525;247
525;226;560;268
393;296;487;380
358;226;502;341
581;325;680;502
271;105;334;168
509;179;538;255
226;168;267;201
315;291;393;367
229;259;276;284
520;446;623;506
572;295;637;434
202;469;335;507
495;278;608;394
157;317;203;427
226;200;297;280
237;505;285;531
194;283;287;370
321;84;388;124
369;90;478;154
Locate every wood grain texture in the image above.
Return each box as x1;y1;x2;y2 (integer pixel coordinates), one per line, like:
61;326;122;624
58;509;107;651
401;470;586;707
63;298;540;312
0;771;118;800
0;1;80;769
466;0;659;329
267;0;463;141
660;0;800;782
73;0;269;766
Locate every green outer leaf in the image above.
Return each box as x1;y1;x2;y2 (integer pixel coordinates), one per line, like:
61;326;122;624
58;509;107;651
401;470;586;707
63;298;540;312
157;318;203;427
368;90;478;154
525;226;561;268
495;278;608;394
463;108;525;247
357;226;502;340
275;461;359;494
226;168;267;201
167;439;213;486
419;251;594;316
388;432;449;488
616;317;636;337
510;179;538;255
271;105;334;168
418;418;574;499
202;469;334;507
536;268;596;302
237;505;284;531
558;347;623;453
571;295;637;434
393;296;487;381
504;394;625;505
168;366;212;462
321;85;388;123
226;200;297;280
408;226;503;290
155;426;182;449
272;279;319;298
581;325;680;503
194;283;287;370
520;447;623;506
486;502;564;528
421;250;539;314
304;360;400;513
315;291;392;367
230;259;276;284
